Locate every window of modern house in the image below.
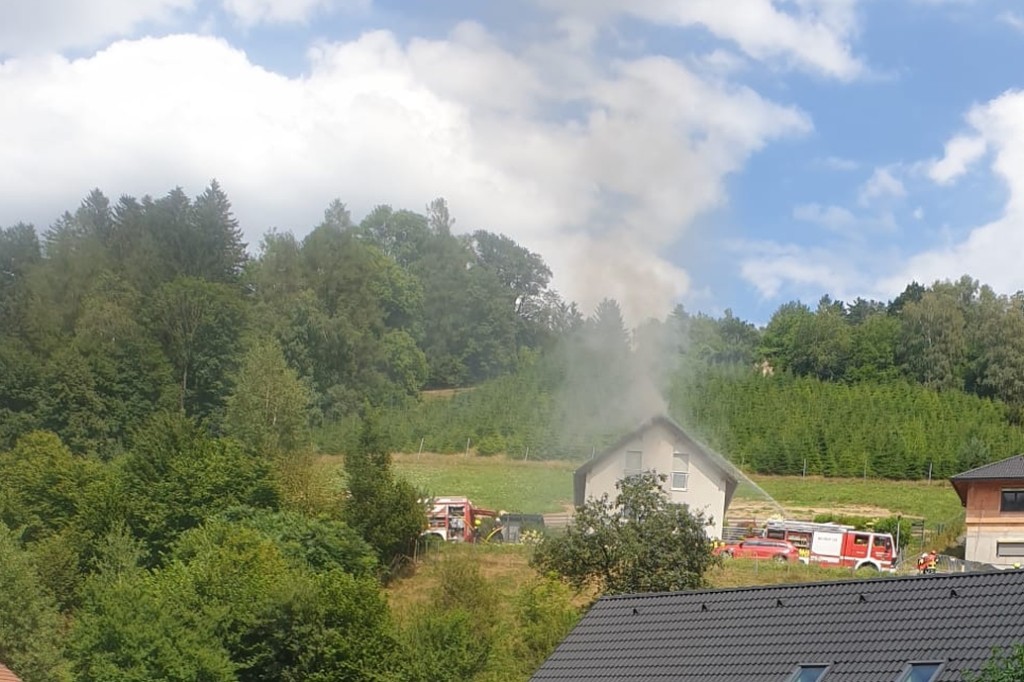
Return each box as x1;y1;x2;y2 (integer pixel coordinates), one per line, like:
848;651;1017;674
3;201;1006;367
624;450;643;476
997;541;1024;557
671;451;689;490
895;662;943;682
787;664;829;681
1001;489;1024;512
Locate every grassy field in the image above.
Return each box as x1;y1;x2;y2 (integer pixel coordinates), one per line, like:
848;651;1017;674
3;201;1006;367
743;475;964;526
389;453;965;528
383;458;963;623
386;543;895;613
392;453;576;514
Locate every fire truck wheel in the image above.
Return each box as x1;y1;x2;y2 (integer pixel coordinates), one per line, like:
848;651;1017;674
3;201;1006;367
720;550;733;559
773;554;788;563
418;534;444;552
855;562;879;573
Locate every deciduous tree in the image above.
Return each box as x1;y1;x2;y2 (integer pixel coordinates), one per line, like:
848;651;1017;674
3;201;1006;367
532;472;718;595
224;337;312;456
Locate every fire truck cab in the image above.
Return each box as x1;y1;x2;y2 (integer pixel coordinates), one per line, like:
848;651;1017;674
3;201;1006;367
422;496;499;543
763;520;895;572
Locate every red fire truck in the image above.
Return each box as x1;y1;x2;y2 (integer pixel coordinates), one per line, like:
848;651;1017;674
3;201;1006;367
762;520;896;571
422;496;500;543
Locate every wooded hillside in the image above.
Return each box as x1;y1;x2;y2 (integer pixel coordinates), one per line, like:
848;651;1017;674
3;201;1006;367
4;185;1024;474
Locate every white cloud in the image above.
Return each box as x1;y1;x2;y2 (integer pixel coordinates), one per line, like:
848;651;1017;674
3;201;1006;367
691;49;748;76
927;134;986;184
913;206;924;220
737;242;861;300
878;89;1024;298
537;0;864;79
1001;11;1024;33
0;28;808;325
793;203;856;232
858;166;906;205
0;0;194;56
222;0;366;27
821;155;860;171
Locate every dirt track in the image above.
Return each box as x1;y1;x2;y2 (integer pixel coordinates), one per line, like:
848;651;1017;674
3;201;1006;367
726;498;900;522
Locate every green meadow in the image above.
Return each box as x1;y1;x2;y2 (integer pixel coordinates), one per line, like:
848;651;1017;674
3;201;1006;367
388;454;965;530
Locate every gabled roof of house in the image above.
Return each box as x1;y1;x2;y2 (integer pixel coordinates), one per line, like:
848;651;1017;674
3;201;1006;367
573;414;742;508
531;569;1024;682
950;454;1024;505
0;663;22;682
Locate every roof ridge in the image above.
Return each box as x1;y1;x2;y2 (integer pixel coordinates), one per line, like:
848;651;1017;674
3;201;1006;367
951;452;1024;479
595;567;1019;602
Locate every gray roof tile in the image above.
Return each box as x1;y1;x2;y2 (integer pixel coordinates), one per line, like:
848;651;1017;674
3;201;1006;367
531;570;1024;681
951;454;1024;481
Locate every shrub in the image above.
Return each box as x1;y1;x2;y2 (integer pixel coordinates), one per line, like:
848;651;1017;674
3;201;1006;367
474;434;506;457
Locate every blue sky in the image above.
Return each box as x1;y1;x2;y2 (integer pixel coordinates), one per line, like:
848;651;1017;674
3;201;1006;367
4;1;1024;325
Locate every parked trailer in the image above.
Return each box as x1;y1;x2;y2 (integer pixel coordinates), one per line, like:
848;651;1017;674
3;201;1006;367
763;519;896;571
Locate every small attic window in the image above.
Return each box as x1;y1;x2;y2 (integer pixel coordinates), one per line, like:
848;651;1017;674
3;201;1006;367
672;451;689;490
787;664;829;681
895;662;943;682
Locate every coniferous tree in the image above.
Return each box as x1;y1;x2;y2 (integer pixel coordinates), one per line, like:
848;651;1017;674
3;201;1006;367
341;414;424;573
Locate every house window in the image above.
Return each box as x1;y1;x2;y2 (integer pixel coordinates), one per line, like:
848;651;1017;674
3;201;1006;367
895;662;943;682
624;450;643;477
787;665;829;682
672;451;689;490
1001;489;1024;512
997;542;1024;557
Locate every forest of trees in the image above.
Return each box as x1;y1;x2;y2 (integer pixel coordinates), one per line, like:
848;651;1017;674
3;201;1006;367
5;184;1024;476
6;183;1024;679
0;185;580;454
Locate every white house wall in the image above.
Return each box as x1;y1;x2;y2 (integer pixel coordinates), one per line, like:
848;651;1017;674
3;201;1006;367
964;527;1024;568
582;421;728;539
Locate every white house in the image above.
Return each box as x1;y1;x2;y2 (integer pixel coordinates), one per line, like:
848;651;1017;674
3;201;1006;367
572;414;740;539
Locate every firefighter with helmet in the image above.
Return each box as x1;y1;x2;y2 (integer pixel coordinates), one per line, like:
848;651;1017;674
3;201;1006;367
917;550;938;574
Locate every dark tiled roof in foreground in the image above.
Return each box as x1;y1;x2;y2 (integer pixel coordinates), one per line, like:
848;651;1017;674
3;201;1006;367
951;454;1024;481
531;570;1024;682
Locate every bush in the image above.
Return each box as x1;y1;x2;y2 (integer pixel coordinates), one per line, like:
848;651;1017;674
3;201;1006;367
0;526;72;682
812;512;873;528
474;434;506;457
399;607;490;682
967;644;1024;681
873;515;913;550
397;555;498;681
511;576;580;673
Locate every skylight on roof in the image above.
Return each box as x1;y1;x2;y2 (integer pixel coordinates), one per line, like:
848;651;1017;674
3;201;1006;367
788;665;829;682
895;662;943;682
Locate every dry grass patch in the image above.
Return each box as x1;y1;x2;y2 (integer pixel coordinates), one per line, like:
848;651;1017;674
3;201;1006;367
387;544;536;622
